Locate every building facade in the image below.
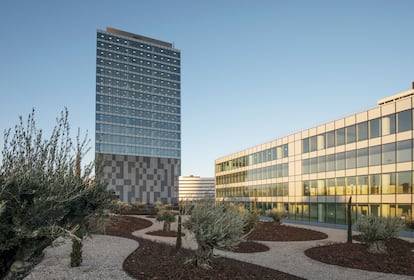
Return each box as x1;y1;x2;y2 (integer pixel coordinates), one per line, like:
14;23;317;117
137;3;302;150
95;27;181;204
178;176;215;201
215;85;414;225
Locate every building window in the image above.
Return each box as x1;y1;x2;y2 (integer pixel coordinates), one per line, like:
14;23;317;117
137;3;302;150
357;121;368;141
357;147;368;167
309;136;317;152
397;171;412;194
346;125;356;144
326;154;336;171
370;174;381;194
317;134;325;150
397;109;412;132
336;128;345;146
303;181;310;196
346;150;356;169
369;118;381;138
336;177;345;195
317;179;326;195
382;114;396;136
326;130;335;148
318;156;326;172
369;145;381;166
357;175;369;195
397;140;412;163
382;143;396;165
346;176;356;195
382;173;396;194
327;178;336;195
336;152;345;170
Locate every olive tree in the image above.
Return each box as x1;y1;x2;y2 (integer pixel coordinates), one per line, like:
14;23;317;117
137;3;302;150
356;215;405;254
183;199;247;269
0;109;115;279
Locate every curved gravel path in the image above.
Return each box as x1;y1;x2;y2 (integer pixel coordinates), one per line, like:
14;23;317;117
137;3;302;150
24;235;138;280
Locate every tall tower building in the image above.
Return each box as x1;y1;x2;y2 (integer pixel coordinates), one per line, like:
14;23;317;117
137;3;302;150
95;27;181;204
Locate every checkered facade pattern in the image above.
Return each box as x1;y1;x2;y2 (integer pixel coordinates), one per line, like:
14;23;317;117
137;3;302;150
99;153;180;204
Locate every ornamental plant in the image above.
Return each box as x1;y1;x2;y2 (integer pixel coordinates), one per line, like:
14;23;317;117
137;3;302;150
266;207;287;225
0;109;115;279
183;199;247;269
356;215;405;254
155;203;176;231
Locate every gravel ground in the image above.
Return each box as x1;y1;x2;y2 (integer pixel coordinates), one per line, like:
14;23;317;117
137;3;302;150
24;235;137;280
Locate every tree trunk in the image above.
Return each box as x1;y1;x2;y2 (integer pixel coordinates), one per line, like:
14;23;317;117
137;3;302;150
195;245;213;269
347;196;352;243
176;215;182;250
70;231;83;267
368;240;387;254
163;222;171;231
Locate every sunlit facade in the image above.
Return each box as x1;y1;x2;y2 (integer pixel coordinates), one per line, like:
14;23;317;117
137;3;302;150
215;85;414;225
178;176;215;201
95;27;181;204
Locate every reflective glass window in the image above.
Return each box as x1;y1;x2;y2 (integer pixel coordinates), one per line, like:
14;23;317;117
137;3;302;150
346;125;356;144
382;143;396;165
336;128;345;146
382;114;396;136
317;179;326;195
357;121;368;141
369;145;381;166
382;173;396;194
336;204;347;224
309;136;317;152
326;131;335;148
397;140;412;163
336;152;345;170
336;177;345;195
397;171;412;194
357;175;369;194
310;180;317;196
303;181;310;196
326;154;336;171
317;134;325;150
318;156;326;172
346;150;356;169
283;144;288;157
309;203;318;222
369;118;381;138
370;174;381;194
357;147;368;167
310;158;318;174
397;109;412;132
326;203;336;223
327;178;336;195
346;176;356;195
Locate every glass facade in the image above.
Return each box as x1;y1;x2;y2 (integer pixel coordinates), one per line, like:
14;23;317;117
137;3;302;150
95;28;181;204
95;29;181;158
215;88;414;225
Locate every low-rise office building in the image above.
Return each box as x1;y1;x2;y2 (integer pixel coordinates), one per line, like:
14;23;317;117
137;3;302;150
179;176;215;201
215;84;414;225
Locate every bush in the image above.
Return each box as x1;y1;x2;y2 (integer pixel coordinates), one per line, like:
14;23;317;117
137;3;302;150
183;199;247;269
156;207;176;231
405;217;414;230
115;201;133;214
266;207;287;224
356;215;405;254
0;109;115;278
237;204;259;233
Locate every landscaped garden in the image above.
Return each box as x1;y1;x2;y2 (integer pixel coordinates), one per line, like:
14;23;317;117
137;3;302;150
104;210;414;279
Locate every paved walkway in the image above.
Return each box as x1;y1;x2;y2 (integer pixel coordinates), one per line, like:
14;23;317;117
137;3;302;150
133;217;414;280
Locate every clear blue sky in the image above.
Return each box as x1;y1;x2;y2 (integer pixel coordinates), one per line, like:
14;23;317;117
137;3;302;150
0;0;413;177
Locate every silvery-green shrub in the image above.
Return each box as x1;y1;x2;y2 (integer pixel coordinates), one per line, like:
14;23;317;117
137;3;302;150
356;215;405;254
0;109;115;278
183;199;247;269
